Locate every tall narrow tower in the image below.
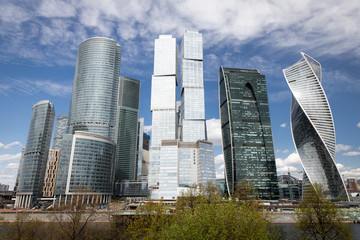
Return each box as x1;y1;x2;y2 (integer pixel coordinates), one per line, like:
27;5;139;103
283;52;349;201
219;68;279;200
148;35;178;194
180;30;206;141
114;76;140;183
15;100;55;208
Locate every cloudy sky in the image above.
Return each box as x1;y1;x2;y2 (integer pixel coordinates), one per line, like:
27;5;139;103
1;0;359;188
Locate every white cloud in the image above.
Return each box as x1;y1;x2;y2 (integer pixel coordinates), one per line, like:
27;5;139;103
216;171;224;179
0;153;21;163
280;123;287;128
206;118;222;146
0;1;358;68
343;151;360;156
0;141;22;150
5;163;19;169
276;152;302;174
214;154;224;164
1;79;72;97
336;163;344;170
357;122;360;128
143;125;152;133
341;168;360;179
219;163;225;170
336;144;352;153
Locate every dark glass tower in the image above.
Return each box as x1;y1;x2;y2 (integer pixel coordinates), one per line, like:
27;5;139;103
114;76;140;183
15;100;55;208
219;67;279;200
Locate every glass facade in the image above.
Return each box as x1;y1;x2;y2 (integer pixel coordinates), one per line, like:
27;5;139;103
68;37;121;140
180;30;206;142
197;141;216;185
219;68;279;200
43;149;60;197
283;52;349;200
54;132;115;196
149;35;178;193
52;114;69;149
159;140;179;199
15;100;55;208
114;76;140;183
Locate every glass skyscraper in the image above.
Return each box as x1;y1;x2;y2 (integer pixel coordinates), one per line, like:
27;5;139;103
15;100;55;208
283;52;349;201
219;67;279;200
180;30;206;141
68;37;121;140
149;31;215;200
54;37;121;204
148;35;178;196
114;76;140;183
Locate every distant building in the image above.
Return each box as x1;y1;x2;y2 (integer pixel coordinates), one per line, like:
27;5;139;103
114;76;140;183
54;37;121;204
52;115;69;149
219;67;279;200
278;175;302;200
346;178;360;194
283;52;349;201
42;149;60;197
13;147;25;194
15;100;55;208
136;118;150;180
0;184;9;191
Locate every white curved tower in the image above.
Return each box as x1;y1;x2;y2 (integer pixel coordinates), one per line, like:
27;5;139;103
283;52;349;200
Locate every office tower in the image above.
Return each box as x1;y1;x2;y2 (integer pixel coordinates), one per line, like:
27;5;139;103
219;68;279;200
180;30;206;141
283;52;349;201
149;35;178;195
52;115;69;149
15;100;55;208
136;118;150;180
114;76;140;183
54;37;121;204
68;37;121;140
149;31;215;200
43;149;60;197
14;147;25;194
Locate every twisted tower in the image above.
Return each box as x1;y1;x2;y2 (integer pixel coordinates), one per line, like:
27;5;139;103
283;52;349;200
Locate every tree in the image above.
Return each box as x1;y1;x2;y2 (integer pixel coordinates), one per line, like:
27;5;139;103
51;200;96;240
296;183;352;240
1;212;44;240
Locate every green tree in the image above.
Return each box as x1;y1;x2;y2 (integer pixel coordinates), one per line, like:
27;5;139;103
296;183;352;240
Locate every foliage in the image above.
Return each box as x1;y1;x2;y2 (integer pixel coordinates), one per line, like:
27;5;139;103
1;212;44;240
124;200;171;240
232;180;259;202
125;182;278;240
296;183;352;240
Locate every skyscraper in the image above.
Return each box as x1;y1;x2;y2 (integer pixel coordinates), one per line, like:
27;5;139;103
68;37;121;140
114;76;140;183
219;67;279;200
52;115;69;149
15;100;55;208
180;30;206;141
148;35;178;195
149;31;215;200
283;52;349;200
54;37;121;204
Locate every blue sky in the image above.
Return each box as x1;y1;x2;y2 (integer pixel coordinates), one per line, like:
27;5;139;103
0;0;359;189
